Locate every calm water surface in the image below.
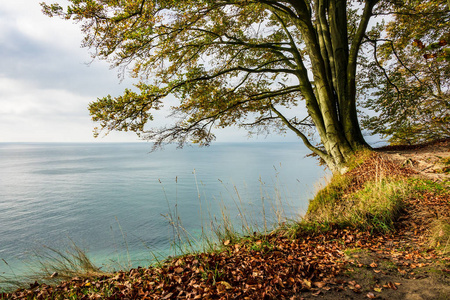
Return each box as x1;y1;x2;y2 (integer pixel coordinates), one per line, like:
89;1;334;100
0;142;326;277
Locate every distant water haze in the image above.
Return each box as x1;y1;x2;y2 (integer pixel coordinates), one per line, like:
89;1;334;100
0;142;326;276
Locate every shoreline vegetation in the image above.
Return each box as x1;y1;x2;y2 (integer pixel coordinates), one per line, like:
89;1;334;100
1;140;449;299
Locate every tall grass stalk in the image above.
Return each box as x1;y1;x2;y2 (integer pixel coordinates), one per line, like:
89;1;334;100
162;173;296;258
160;177;205;257
0;259;22;293
114;216;132;270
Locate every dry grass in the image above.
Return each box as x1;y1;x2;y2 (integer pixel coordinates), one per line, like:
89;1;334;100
428;218;450;254
28;243;107;283
304;151;416;232
0;242;107;293
163;176;293;256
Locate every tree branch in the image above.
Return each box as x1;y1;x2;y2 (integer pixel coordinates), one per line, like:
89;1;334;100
269;103;329;160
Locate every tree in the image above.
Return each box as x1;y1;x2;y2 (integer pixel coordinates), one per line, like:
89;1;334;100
41;0;385;173
360;0;450;145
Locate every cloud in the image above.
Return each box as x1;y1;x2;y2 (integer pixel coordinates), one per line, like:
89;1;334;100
0;76;149;142
0;1;287;143
0;1;81;48
0;77;86;141
0;1;142;142
0;20;126;97
0;0;132;95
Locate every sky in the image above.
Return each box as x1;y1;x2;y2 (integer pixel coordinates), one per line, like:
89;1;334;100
0;1;298;143
0;1;132;142
0;1;379;145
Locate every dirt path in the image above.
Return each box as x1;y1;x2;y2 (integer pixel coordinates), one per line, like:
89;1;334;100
299;202;450;299
308;140;450;300
376;138;450;184
297;140;450;299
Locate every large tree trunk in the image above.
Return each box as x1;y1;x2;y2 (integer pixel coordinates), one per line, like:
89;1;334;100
286;0;377;173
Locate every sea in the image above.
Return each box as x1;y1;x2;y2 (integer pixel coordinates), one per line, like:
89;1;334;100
0;142;327;279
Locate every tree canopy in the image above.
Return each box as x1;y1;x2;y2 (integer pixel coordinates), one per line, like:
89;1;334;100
42;0;428;172
360;0;450;145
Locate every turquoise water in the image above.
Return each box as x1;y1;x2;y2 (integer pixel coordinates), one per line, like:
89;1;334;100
0;142;326;276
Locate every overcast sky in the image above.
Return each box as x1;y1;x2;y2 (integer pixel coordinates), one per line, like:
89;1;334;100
0;1;299;143
0;1;381;145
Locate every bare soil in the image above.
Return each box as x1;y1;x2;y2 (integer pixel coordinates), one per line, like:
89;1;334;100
376;138;450;184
